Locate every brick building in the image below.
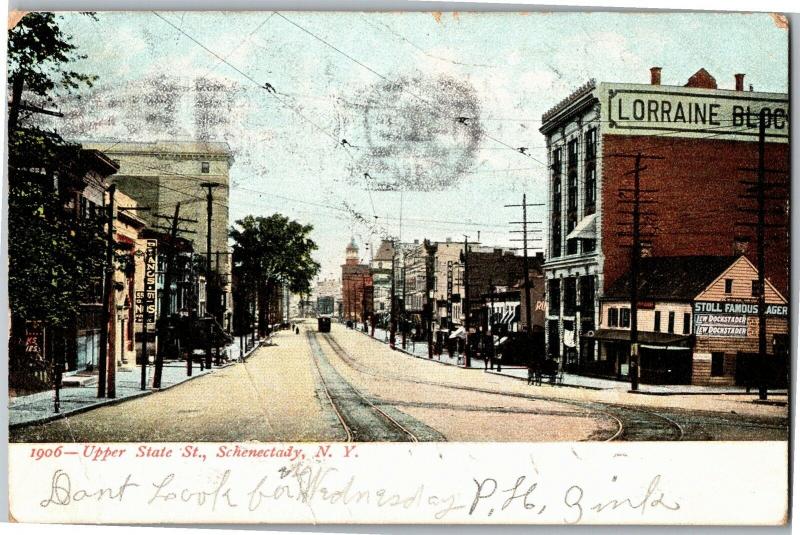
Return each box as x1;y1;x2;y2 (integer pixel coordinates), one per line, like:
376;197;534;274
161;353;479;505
540;67;789;376
341;238;373;323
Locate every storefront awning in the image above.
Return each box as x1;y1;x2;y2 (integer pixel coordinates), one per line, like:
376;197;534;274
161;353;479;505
566;213;597;241
449;327;466;339
583;328;692;347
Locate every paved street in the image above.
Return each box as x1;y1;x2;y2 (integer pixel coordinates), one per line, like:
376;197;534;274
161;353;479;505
11;323;788;443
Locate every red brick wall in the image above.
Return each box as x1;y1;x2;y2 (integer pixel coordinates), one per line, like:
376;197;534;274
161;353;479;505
341;265;372;321
601;135;789;295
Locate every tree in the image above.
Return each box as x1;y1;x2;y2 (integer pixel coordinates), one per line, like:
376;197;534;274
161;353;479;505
230;214;320;335
8;13;102;391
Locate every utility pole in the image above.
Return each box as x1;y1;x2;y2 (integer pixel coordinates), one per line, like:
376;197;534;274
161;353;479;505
152;208;197;381
609;152;662;392
200;182;220;370
97;184;116;399
505;194;545;334
489;277;496;370
402;253;408;350
424;239;437;359
461;235;471;367
736;109;788;401
389;242;397;348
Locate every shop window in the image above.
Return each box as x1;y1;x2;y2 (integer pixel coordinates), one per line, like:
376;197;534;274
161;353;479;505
579;276;595;314
548;279;560;316
683;313;691;334
667;311;675;333
620;308;631;328
201;161;210;174
711;352;725;376
654;310;661;332
724;279;733;294
608;308;619;327
563;277;576;316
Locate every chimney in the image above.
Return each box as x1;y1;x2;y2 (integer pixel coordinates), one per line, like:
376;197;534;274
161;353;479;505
735;73;745;91
650;67;662;85
733;236;750;255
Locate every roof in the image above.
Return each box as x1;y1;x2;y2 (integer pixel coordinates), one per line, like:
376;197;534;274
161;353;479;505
373;240;395;261
541;78;597;126
604;255;738;301
80;140;233;158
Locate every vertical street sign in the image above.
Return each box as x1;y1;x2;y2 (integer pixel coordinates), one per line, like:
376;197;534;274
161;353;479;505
138;239;157;390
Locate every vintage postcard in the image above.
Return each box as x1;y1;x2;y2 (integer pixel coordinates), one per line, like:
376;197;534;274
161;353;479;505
5;9;790;525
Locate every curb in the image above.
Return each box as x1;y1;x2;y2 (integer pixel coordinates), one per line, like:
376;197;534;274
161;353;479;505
486;370;606;391
354;328;484;369
10;362;227;430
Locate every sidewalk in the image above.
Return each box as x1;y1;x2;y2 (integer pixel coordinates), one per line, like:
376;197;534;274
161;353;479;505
486;366;790;395
355;325;788;396
10;341;260;429
358;325;484;369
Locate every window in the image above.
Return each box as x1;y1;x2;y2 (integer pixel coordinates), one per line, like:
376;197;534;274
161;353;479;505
724;279;733;294
568;172;578;210
563;277;576;316
566;216;578;255
620;308;631;328
683;313;691;334
201;161;210;174
585;166;596;211
608;308;619;327
567;139;578;168
711;352;725;376
548;279;561;316
551;216;562;258
654;310;661;332
667;311;675;333
584;128;597;161
579;276;595;314
751;280;761;297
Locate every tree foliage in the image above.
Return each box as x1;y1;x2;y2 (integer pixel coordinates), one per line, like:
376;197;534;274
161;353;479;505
8;13;103;329
231;214;320;327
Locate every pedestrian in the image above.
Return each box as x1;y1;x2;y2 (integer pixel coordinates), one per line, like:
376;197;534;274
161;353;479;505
295;326;300;335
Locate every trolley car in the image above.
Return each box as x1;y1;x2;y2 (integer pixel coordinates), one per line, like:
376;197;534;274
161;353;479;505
317;316;331;333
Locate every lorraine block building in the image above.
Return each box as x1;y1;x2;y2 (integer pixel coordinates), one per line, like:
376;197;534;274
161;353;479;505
82;140;234;328
539;67;789;378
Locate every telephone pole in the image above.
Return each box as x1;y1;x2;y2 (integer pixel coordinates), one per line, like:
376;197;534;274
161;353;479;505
424;239;437;359
389;241;397;348
461;235;472;367
505;194;544;335
609;152;663;392
152;203;197;386
736;109;788;401
200;182;221;370
97;184;115;399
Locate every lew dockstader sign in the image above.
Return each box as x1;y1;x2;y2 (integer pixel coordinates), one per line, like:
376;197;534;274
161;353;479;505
603;83;789;142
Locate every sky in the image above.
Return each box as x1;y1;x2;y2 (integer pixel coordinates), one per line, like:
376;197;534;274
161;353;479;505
50;11;789;279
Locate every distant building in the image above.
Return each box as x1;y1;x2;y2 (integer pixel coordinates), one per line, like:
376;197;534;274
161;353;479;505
540;67;789;376
341;238;372;323
370;239;395;323
82;140;234;327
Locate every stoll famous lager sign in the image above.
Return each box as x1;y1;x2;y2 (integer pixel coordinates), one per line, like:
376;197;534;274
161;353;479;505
693;300;788;338
135;239;158;325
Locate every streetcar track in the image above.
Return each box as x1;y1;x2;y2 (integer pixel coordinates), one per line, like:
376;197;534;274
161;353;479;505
319;331;707;441
307;331;421;442
307;333;353;442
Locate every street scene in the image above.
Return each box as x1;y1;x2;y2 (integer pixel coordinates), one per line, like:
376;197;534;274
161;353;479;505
7;11;790;443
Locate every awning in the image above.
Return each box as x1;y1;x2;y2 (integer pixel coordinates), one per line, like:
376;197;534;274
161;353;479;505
449;327;466;339
495;336;509;347
500;310;513;325
583;328;692;347
566;213;597;241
